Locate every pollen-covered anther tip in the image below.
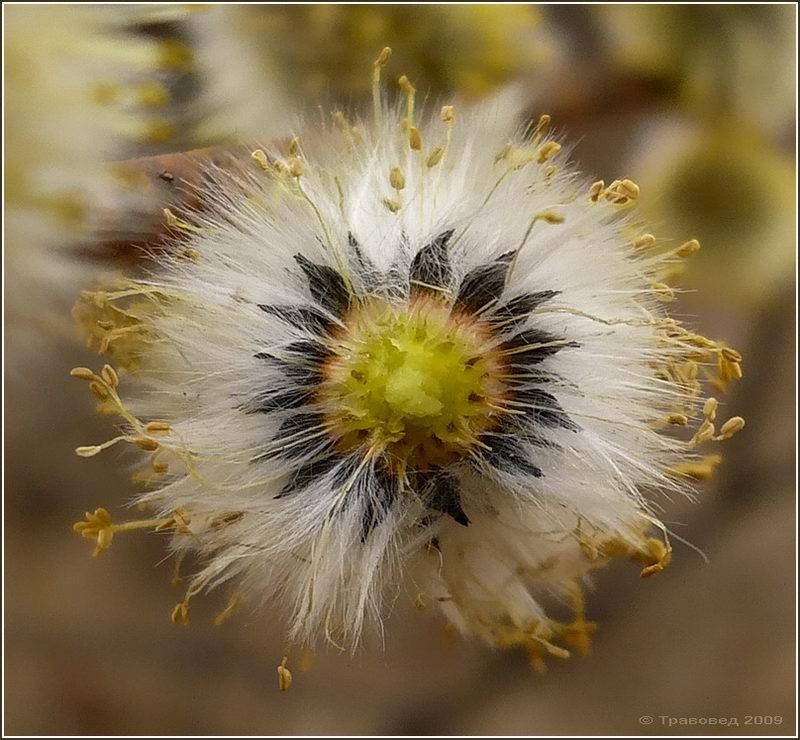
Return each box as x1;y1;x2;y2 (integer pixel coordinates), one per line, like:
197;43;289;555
171;601;190;626
589;180;605;202
536;210;565;225
425;147;444;168
675;238;701;258
536;141;561;164
398;74;415;95
100;364;119;388
382;197;401;213
534;114;551;137
633;233;657;250
389;166;406;191
251;149;270;171
716;416;745;441
374;46;392;67
288;156;304;178
651;282;675;302
277;657;293;691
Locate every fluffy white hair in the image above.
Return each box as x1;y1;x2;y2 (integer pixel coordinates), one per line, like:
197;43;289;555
73;88;739;663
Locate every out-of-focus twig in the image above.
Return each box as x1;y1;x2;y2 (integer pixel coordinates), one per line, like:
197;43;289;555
92;146;239;261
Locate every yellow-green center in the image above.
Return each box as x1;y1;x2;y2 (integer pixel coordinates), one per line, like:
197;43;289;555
321;297;505;470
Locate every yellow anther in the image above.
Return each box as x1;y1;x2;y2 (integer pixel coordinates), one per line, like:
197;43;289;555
721;347;743;363
146;421;172;434
100;364;119;388
633;233;657;250
440;105;455;124
408;126;422;151
536;141;561;164
374;46;392;68
89;381;109;401
589;180;605;202
383;197;401;213
389;167;406;190
426;147;445;168
669;454;723;481
692;419;716;445
70;367;97;381
675;238;701;257
536;211;565;224
277;656;293;691
534;114;551;137
718;416;745;440
651;282;675;302
288;157;304;178
133;437;159;451
171;601;190;625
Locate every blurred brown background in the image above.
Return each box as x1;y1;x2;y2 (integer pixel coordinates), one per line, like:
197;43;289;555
4;4;796;735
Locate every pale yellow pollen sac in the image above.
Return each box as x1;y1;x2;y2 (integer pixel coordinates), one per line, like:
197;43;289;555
374;46;392;68
89;381;109;401
250;149;269;172
543;164;557;178
426;147;445;168
717;416;745;440
389;166;406;191
72;507;114;557
277;657;293;691
288;156;304;179
534;113;551;138
721;346;743;363
675;238;701;258
171;601;190;626
703;397;719;421
382;197;401;214
163;208;201;233
603;178;641;206
408;126;422;151
589;180;605;202
633;233;657;250
398;74;416;96
146;420;172;434
692;418;716;446
536;210;565;225
440;105;455;124
100;364;119;388
651;282;675;302
669;454;723;481
536;140;561;164
133;436;159;452
288;137;300;156
619;178;640;199
70;367;97;381
667;413;689;426
639;537;672;578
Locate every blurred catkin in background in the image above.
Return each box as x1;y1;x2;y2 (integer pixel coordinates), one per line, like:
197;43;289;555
3;3;796;736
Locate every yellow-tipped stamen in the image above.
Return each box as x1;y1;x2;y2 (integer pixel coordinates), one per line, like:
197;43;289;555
372;46;392;125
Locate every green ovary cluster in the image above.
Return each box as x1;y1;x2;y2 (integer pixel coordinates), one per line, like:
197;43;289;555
324;300;502;468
